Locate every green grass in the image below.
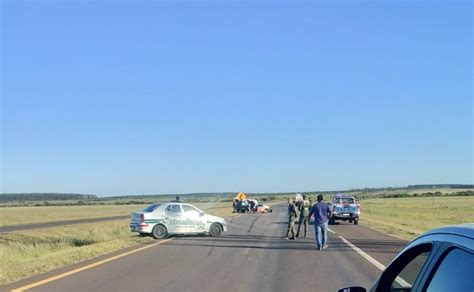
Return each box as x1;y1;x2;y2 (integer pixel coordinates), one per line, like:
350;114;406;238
361;196;474;240
349;188;473;199
0;220;152;285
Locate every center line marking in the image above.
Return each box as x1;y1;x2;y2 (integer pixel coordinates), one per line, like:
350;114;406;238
338;235;386;271
339;235;411;287
11;238;174;292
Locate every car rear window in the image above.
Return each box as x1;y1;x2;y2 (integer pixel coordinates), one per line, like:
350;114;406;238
142;204;162;212
334;197;355;204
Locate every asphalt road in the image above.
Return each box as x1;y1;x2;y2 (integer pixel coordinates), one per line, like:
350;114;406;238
5;205;408;292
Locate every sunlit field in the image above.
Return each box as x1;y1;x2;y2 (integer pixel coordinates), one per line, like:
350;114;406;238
361;196;474;240
0;202;235;227
0;220;151;285
0;205;148;227
0;202;236;286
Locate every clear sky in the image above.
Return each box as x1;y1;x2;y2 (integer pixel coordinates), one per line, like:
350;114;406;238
1;1;472;196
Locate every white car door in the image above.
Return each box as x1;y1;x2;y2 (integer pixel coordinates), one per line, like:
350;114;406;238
182;204;207;233
164;204;184;233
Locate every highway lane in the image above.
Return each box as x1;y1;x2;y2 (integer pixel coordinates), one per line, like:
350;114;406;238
5;204;407;292
328;221;407;267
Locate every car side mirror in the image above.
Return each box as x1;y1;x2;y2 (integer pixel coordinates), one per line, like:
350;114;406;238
199;212;204;217
337;287;366;292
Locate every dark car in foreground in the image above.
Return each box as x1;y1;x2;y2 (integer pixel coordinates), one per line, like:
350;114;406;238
339;223;473;292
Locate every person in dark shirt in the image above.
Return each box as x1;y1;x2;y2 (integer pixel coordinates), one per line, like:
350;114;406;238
232;198;239;213
308;194;332;250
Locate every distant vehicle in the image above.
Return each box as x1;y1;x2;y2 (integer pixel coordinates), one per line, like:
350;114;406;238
233;192;270;214
330;194;361;225
130;202;227;239
338;223;474;292
235;199;251;213
295;193;303;202
235;200;271;213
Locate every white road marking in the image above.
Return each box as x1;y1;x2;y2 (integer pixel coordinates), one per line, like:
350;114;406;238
242;247;251;255
328;228;336;234
11;238;174;292
338;235;411;288
338;235;385;271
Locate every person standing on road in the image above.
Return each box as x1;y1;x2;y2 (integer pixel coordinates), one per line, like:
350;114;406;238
308;194;332;250
232;198;239;213
296;194;312;238
284;198;297;240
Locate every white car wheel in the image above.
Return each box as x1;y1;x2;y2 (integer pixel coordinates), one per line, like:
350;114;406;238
209;223;222;237
151;225;168;239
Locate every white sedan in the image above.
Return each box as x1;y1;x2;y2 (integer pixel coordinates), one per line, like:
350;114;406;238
130;202;227;239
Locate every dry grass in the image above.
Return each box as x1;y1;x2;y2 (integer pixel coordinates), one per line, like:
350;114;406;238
361;196;474;240
0;205;148;227
0;201;237;285
0;220;151;285
349;188;473;197
195;202;234;218
0;202;234;227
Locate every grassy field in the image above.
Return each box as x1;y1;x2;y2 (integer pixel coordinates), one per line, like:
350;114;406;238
0;201;234;227
0;205;148;227
361;196;474;240
349;188;473;198
0;201;236;286
0;219;151;285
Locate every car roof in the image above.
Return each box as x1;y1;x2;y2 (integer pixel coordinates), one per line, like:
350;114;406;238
159;202;197;206
421;223;474;239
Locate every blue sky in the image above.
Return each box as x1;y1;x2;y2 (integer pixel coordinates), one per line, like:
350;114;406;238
1;1;472;196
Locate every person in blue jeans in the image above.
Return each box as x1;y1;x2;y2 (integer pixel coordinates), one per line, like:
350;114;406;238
308;194;332;250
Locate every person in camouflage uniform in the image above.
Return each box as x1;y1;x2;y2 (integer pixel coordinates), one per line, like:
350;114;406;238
296;194;312;237
285;198;297;240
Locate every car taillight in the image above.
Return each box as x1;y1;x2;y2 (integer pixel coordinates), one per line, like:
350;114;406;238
138;214;148;227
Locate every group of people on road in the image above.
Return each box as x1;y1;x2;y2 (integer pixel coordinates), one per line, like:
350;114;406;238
285;194;332;251
233;198;259;213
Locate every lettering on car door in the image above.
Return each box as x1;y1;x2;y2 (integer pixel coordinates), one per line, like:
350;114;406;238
165;204;183;233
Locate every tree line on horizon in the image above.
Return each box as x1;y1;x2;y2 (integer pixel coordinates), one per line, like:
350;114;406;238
1;184;472;202
0;193;98;202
